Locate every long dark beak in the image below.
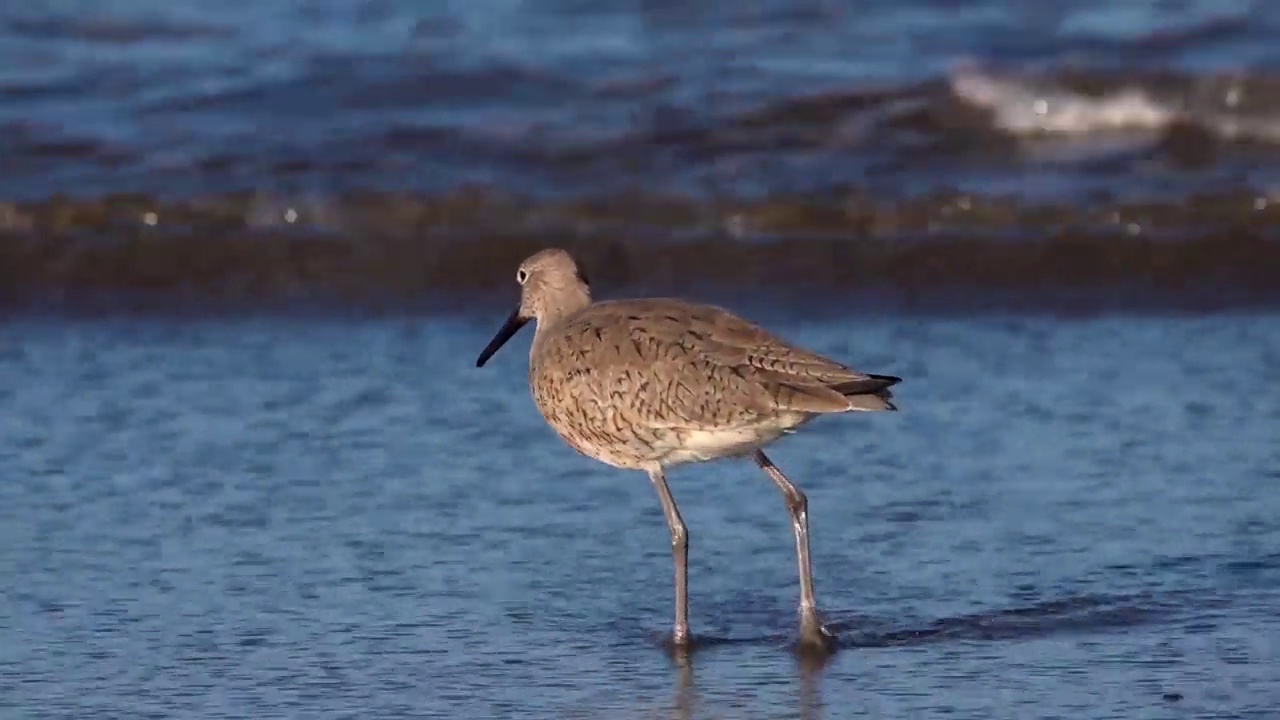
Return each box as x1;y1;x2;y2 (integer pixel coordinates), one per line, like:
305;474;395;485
476;308;530;367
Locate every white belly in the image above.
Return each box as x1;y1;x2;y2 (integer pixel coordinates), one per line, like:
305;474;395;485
657;423;795;466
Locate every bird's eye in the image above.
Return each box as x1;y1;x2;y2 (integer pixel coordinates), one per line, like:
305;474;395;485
516;269;528;284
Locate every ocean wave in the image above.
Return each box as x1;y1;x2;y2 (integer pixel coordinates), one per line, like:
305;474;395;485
5;2;1280;207
2;191;1278;313
950;66;1280;144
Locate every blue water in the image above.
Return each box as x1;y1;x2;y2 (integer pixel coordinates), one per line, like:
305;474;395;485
2;308;1278;718
4;1;1280;716
3;0;1280;200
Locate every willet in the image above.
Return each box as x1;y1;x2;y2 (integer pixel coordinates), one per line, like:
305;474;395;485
475;248;901;653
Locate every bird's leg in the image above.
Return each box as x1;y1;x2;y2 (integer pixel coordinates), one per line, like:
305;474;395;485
753;450;835;652
646;465;690;647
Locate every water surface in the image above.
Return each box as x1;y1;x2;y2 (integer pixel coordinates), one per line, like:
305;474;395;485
2;309;1277;718
5;1;1280;312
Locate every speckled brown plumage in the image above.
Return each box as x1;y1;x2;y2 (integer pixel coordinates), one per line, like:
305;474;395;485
528;296;898;470
475;247;903;654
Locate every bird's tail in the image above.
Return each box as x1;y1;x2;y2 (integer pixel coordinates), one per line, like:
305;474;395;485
834;373;902;412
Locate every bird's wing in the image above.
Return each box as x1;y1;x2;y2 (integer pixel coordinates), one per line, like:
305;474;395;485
681;301;889;389
546;300;880;425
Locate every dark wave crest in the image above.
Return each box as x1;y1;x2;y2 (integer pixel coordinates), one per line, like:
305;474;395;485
3;191;1278;314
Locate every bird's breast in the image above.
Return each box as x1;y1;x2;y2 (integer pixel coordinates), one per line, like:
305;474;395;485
527;354;666;470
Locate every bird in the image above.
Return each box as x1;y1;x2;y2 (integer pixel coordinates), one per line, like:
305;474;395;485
475;248;901;653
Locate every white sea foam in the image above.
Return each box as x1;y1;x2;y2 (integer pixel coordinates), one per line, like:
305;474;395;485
949;67;1280;143
950;69;1173;134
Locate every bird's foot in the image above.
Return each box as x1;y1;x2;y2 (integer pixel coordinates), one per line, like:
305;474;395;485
797;609;838;657
660;623;695;655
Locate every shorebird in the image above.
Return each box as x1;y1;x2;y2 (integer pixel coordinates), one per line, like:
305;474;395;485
475;248;901;652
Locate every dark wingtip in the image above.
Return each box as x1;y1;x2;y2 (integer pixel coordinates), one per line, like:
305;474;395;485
868;373;903;387
834;373;902;397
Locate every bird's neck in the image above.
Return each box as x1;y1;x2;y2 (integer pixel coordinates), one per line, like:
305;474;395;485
529;288;592;361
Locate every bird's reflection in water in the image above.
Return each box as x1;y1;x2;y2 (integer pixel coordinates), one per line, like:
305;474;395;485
664;642;832;720
670;651;698;720
795;648;832;720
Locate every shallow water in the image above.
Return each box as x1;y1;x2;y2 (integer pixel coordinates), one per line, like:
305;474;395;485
2;308;1278;718
4;1;1279;713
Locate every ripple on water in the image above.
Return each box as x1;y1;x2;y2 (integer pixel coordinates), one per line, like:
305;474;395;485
0;310;1277;718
